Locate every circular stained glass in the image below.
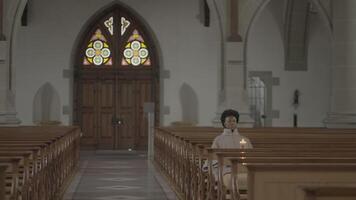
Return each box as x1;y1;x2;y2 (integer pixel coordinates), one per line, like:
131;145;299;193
93;40;104;50
93;56;103;65
131;41;141;50
86;48;95;58
124;49;134;58
139;49;148;58
101;48;111;58
131;57;141;66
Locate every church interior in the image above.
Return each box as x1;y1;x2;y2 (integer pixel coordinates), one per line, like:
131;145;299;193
1;0;356;199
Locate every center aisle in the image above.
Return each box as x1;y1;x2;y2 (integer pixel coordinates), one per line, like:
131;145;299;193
64;151;171;200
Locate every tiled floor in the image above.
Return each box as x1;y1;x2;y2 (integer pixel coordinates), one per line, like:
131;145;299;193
63;151;176;200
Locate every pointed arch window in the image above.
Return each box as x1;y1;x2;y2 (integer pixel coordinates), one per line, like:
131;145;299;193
79;8;154;69
83;29;112;66
122;30;151;66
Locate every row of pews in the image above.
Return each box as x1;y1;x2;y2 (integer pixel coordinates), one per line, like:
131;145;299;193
0;126;81;200
154;127;356;200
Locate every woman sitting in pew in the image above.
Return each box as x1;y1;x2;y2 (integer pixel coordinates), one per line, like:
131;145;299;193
203;109;253;190
212;109;253;149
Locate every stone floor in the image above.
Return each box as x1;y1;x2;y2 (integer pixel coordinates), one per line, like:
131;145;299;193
63;151;176;200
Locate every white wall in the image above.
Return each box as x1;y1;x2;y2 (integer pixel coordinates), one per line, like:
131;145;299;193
331;0;356;113
246;0;332;127
13;0;220;125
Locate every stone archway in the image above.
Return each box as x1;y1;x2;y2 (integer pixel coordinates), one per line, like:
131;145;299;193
73;4;160;150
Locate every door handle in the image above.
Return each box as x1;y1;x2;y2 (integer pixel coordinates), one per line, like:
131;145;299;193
112;116;123;125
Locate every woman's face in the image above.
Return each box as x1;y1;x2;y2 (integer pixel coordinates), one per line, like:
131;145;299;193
224;116;237;129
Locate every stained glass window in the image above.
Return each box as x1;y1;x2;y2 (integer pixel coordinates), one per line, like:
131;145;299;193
80;8;154;69
122;30;151;66
104;16;114;35
83;29;112;66
121;17;130;36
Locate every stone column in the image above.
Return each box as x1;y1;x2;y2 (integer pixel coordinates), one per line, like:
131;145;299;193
224;42;254;127
324;1;356;128
210;0;253;127
0;42;20;125
0;0;21;125
0;42;19;125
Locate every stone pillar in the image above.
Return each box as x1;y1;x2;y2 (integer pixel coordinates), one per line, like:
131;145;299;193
0;42;20;125
224;42;254;127
212;42;254;127
0;0;21;125
324;1;356;128
210;0;253;127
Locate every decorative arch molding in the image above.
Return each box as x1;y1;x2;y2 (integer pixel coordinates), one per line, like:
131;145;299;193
311;0;333;33
71;1;160;70
68;1;164;125
72;2;160;149
242;0;332;87
240;0;267;41
241;0;332;42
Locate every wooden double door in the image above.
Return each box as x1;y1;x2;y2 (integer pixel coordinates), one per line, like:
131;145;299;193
75;70;156;150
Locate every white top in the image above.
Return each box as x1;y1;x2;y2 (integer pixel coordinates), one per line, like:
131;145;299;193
202;128;253;172
211;128;253;149
203;128;253;189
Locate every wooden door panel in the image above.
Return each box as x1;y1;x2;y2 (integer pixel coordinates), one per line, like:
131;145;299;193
98;80;115;148
81;81;96;107
82;112;96;138
116;80;136;149
99;112;114;138
136;80;153;148
79;80;97;145
117;110;135;149
75;71;158;150
99;80;114;107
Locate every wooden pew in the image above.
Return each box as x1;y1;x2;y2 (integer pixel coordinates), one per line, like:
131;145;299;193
0;164;7;200
0;151;34;198
206;148;356;200
0;126;81;200
0;158;22;200
228;154;356;200
154;126;356;200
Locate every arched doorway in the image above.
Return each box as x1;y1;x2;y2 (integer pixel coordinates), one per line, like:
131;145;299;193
73;4;159;150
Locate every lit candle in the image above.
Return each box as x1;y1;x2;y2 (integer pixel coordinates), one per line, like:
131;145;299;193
240;138;247;149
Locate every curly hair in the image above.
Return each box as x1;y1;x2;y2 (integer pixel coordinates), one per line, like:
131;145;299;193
220;109;239;128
